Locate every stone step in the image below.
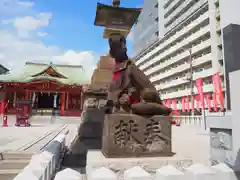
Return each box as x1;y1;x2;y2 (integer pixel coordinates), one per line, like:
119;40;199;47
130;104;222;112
0;159;30;170
0;152;33;160
0;169;21;180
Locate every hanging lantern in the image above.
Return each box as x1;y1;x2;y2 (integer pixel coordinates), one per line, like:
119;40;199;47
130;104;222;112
94;1;141;38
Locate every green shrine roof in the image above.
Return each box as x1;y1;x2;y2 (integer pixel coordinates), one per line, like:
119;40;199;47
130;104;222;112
0;62;90;85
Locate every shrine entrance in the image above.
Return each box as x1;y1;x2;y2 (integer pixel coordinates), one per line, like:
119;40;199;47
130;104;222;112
37;92;58;109
0;62;85;117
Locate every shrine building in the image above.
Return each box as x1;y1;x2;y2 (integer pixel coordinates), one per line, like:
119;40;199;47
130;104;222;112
0;62;89;116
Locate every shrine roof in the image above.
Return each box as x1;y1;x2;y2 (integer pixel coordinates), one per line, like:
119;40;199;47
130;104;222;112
0;62;90;85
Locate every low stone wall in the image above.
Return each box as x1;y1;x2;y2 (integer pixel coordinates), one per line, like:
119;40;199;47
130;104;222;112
54;163;239;180
12;133;67;180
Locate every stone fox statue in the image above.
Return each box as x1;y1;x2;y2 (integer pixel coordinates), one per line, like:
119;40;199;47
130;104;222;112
104;34;172;115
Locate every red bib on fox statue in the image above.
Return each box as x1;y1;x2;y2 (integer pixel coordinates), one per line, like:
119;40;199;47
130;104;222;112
104;35;172;115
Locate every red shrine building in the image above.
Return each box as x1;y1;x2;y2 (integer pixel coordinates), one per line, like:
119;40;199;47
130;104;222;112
0;62;89;116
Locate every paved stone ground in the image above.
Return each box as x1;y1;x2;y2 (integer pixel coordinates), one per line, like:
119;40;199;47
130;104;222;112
0;115;211;179
0;115;79;152
1;115;210;162
86;125;211;176
0;115;79;180
172;125;210;164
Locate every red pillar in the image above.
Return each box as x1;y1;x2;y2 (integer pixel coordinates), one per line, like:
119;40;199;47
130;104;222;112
24;90;30;115
60;92;65;116
80;91;83;110
0;89;6;115
25;90;30;100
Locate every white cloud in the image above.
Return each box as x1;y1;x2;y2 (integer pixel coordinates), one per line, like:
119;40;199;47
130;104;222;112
0;54;4;59
0;2;99;81
13;13;52;37
0;30;98;80
17;1;34;7
37;32;48;37
1;19;12;24
52;50;98;78
0;0;35;16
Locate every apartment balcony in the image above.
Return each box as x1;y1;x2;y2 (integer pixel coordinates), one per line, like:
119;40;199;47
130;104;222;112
164;0;174;8
216;21;221;32
160;84;214;99
216;8;220;19
139;27;210;71
136;12;209;66
145;40;211;75
165;0;194;25
216;36;222;47
172;100;207;110
165;0;208;30
154;65;213;92
156;78;188;90
164;0;183;17
150;53;212;83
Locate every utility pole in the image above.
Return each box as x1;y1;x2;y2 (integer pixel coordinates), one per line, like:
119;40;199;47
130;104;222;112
188;49;194;116
187;48;206;129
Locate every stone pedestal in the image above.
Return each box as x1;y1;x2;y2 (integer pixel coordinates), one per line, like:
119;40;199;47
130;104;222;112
62;91;107;168
102;113;173;158
78;91;107;149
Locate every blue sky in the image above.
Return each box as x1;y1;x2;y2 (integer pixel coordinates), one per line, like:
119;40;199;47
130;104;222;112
34;0;143;54
0;0;143;78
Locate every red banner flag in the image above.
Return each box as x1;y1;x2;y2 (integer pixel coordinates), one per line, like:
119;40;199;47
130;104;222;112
206;93;212;112
212;72;224;111
191;96;195;112
181;96;186;112
185;97;190;112
196;78;205;110
196;95;200;111
163;99;167;106
165;99;171;108
172;98;177;111
213;92;218;112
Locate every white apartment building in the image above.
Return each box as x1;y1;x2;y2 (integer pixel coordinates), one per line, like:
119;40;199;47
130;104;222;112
133;0;225;110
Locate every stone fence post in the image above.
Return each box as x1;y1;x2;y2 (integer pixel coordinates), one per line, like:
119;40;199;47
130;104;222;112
54;163;239;180
12;133;67;180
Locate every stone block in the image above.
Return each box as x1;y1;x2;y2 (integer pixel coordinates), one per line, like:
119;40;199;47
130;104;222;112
102;114;173;158
13;171;39;180
54;168;82;180
210;128;233;165
80;108;105;123
210;128;232;150
79;138;102;149
91;69;112;85
124;166;151;180
78;108;105;138
89;167;117;180
29;153;51;179
185;164;217;180
155;165;185;180
78;122;103;138
212;163;238;180
23;160;47;180
62;139;87;167
97;55;114;70
83;99;107;110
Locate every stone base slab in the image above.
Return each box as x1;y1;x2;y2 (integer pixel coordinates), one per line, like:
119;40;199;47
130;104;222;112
86;150;193;177
102;114;173;158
